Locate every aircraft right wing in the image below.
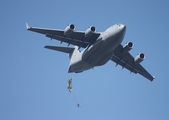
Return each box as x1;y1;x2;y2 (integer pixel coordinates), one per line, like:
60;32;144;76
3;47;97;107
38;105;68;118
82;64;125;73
111;44;155;81
26;23;100;48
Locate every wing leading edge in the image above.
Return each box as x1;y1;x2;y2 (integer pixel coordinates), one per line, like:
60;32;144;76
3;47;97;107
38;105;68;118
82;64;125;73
26;23;100;48
111;44;154;81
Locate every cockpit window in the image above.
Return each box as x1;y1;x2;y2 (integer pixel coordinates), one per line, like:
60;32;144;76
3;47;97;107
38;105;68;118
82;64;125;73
117;24;121;27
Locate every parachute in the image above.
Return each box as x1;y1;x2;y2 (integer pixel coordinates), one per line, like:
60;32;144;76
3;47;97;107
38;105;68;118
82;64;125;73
67;78;80;107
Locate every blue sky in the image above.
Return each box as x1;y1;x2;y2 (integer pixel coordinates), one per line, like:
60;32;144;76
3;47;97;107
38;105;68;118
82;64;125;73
1;0;169;120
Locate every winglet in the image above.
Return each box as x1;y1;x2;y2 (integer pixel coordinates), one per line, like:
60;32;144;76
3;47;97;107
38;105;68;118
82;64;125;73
150;76;155;82
153;76;155;80
26;23;30;30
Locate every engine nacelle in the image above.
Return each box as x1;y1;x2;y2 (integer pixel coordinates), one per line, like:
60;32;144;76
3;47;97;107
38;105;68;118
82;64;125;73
85;26;96;37
123;42;134;52
134;53;145;64
64;24;75;35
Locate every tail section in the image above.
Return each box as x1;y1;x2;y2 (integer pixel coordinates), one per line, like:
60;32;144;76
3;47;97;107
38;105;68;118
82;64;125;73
44;45;80;60
68;46;80;59
44;45;75;54
68;46;82;73
45;45;81;73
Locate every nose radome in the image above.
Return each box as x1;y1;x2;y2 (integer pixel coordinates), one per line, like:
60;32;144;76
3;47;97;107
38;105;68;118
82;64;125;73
117;24;126;39
119;24;126;31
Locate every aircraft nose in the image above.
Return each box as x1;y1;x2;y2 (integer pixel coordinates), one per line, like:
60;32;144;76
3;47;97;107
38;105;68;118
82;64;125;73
118;24;126;35
117;24;126;39
118;24;126;32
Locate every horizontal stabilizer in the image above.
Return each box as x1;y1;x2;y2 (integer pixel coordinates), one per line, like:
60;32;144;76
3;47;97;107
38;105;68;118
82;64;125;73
44;45;75;53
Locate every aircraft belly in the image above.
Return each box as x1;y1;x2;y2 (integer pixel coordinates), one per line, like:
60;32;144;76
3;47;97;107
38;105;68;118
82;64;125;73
82;33;123;67
68;48;95;73
82;39;117;65
68;60;94;72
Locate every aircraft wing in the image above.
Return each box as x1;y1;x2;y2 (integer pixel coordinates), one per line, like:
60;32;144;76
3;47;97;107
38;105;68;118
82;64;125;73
111;44;154;81
26;23;100;48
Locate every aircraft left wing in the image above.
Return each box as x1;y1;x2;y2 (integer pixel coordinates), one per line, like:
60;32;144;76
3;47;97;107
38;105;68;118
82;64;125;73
26;23;100;48
111;44;154;81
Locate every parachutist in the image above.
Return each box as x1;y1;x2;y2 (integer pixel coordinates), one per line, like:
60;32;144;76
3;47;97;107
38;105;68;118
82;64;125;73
67;78;72;92
67;78;80;108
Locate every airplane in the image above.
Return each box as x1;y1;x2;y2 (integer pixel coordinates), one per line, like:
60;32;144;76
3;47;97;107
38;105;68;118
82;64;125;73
26;23;155;81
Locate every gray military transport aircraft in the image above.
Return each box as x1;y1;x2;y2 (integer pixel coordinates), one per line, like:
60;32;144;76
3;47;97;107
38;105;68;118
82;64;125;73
26;23;154;81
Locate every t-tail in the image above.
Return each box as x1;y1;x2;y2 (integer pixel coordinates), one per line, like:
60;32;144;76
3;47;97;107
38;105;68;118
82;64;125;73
44;45;75;54
44;45;81;72
44;45;81;59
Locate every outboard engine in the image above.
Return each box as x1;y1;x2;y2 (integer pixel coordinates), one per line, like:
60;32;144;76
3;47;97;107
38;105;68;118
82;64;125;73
135;53;145;64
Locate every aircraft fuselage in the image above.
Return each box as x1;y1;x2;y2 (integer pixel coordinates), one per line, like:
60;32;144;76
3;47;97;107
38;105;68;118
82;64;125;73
68;24;126;73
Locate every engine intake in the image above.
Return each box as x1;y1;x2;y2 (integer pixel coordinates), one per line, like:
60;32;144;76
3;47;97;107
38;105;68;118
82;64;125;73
135;53;145;64
123;42;134;52
64;24;75;35
85;26;96;37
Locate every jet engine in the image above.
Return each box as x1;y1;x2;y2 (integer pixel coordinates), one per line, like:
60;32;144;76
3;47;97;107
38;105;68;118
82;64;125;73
85;26;96;37
64;24;75;35
135;53;145;64
123;42;134;52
